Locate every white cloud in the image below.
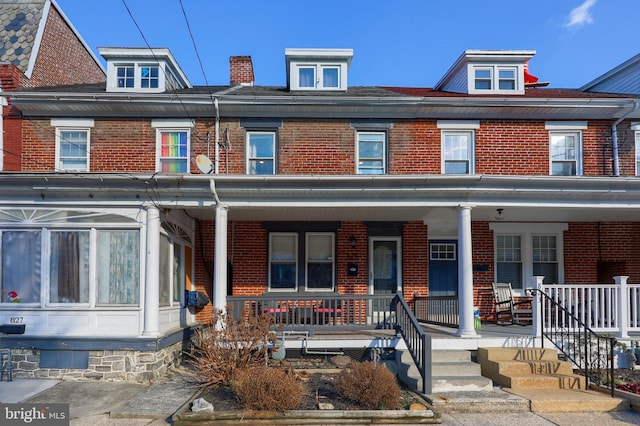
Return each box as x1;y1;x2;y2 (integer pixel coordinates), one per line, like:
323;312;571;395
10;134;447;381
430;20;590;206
564;0;597;28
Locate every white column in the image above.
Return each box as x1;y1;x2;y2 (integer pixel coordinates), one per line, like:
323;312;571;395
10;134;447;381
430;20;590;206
531;276;545;340
615;275;630;339
455;205;477;337
142;206;160;337
213;204;229;312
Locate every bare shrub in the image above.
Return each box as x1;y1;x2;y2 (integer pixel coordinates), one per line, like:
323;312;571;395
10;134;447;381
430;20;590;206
233;365;303;411
335;361;400;409
186;305;276;387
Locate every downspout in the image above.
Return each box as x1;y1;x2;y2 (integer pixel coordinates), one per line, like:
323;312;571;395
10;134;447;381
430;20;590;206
612;100;639;176
214;97;220;174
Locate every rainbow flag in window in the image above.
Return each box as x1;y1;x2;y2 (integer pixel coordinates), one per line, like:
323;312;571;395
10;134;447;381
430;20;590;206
161;131;188;173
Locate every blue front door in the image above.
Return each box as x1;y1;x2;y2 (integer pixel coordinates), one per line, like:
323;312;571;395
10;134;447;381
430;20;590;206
428;240;457;296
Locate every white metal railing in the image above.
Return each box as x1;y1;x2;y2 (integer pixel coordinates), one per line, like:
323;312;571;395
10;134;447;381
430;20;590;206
539;276;640;338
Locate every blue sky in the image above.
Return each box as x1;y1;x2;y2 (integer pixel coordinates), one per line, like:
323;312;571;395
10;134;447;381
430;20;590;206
55;0;639;89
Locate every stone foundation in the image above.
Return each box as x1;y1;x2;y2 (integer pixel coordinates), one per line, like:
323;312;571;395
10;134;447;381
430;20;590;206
4;342;185;382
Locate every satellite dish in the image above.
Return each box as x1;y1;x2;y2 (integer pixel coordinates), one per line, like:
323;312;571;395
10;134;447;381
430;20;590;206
196;154;214;174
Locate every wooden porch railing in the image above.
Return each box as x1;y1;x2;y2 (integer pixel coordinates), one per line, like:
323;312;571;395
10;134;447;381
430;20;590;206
227;293;397;331
541;278;640;338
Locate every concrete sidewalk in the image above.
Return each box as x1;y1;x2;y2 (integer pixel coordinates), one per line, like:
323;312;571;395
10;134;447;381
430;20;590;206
2;370;640;425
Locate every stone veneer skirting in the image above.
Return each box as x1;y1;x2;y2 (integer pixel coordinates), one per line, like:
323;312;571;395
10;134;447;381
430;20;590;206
6;341;185;382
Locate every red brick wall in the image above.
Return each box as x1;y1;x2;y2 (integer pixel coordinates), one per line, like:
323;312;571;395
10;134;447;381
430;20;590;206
402;222;429;299
29;6;105;86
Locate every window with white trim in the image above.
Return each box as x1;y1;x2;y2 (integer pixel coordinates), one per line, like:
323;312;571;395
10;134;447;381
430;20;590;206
438;121;478;174
113;63;161;91
306;233;334;291
116;64;135;88
634;125;640;176
357;132;386;174
52;119;94;172
490;223;567;292
140;65;159;88
546;122;586;176
152;119;193;173
471;65;520;94
246;131;276;175
293;64;343;90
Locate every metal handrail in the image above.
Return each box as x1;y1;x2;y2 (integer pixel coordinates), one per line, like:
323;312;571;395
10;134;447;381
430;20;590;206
535;288;616;397
393;294;432;394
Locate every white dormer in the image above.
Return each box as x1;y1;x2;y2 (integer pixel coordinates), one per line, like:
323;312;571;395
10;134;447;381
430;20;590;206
435;50;536;95
285;48;353;91
98;47;191;93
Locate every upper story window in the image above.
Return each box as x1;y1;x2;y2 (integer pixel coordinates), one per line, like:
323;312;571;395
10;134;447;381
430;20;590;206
51;118;94;172
152;119;194;173
100;47;191;93
140;65;159;88
286;48;352;92
356;132;386;174
116;65;134;88
472;66;519;93
246;131;276;175
438;121;479;174
546;122;587;176
633;124;640;176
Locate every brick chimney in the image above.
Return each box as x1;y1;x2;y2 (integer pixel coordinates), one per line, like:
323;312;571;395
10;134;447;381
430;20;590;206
230;56;254;86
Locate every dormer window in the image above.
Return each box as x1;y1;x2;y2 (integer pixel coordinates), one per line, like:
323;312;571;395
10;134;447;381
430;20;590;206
99;47;191;93
472;65;519;93
435;50;535;95
286;48;352;91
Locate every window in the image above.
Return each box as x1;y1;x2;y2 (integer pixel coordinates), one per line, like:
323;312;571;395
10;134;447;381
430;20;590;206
140;65;159;88
532;235;558;283
268;231;336;292
430;243;456;260
152;119;194;173
443;131;474;174
496;235;523;289
357;132;386;174
634;125;640;175
96;231;140;305
306;233;334;291
1;231;41;303
546;122;586;176
52;119;94;172
550;132;581;176
116;65;134;88
491;223;567;292
295;65;342;90
50;231;90;304
246;131;276;174
474;68;492;90
438;121;478;174
471;66;520;94
269;233;298;291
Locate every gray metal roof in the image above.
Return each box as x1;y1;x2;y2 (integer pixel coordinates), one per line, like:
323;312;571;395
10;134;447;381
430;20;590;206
0;0;45;72
581;53;640;95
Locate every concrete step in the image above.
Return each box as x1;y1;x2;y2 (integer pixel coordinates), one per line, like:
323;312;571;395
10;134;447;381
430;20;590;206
432;375;493;392
478;347;559;363
426;389;531;414
506;388;631;413
433;361;481;376
501;373;586;390
485;360;575;377
432;349;472;363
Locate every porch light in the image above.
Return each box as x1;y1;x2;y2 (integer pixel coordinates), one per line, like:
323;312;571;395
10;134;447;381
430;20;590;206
494;209;505;221
350;235;358;248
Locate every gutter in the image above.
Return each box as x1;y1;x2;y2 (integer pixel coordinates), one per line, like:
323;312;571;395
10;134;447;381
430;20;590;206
612;100;639;176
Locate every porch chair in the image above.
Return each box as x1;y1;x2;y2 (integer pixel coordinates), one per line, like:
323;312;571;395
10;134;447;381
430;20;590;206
491;282;533;325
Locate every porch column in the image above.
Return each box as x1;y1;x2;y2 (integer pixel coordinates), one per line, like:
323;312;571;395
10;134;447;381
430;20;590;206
142;206;160;337
455;205;477;337
213;203;229;312
531;276;545;339
615;275;630;339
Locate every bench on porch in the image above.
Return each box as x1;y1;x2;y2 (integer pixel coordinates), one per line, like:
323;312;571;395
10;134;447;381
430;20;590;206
492;282;533;325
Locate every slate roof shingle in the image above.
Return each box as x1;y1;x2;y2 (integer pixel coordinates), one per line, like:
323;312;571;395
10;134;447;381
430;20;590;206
0;0;45;72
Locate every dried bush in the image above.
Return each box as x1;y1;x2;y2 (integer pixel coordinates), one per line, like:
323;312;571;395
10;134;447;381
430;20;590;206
186;305;276;387
233;365;303;411
335;361;400;409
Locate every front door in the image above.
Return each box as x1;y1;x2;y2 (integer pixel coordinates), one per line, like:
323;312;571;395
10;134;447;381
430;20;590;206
369;237;401;295
428;240;458;296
